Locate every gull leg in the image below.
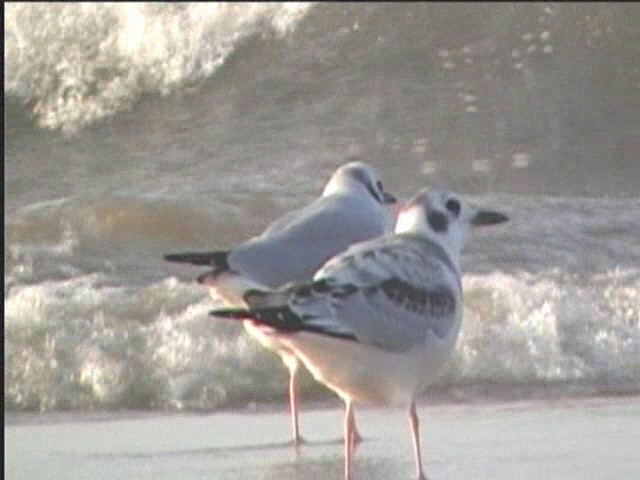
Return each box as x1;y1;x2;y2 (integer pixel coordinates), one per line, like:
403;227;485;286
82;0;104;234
352;411;364;445
348;408;356;453
287;359;305;446
409;402;427;480
344;399;355;480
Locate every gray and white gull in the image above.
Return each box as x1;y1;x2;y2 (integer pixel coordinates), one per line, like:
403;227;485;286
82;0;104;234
164;162;397;445
211;188;508;479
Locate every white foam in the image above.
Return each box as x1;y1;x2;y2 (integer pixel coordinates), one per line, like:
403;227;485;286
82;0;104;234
5;267;639;411
449;271;640;386
5;3;314;133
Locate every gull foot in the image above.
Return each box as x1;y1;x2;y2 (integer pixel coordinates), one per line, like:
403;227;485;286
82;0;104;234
292;436;307;448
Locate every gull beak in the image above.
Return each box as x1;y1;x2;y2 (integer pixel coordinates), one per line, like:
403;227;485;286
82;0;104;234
471;210;509;226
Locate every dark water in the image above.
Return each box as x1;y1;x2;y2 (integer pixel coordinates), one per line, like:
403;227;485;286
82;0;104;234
4;3;639;411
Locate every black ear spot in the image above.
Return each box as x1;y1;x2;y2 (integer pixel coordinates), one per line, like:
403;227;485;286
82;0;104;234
445;198;461;217
427;210;448;233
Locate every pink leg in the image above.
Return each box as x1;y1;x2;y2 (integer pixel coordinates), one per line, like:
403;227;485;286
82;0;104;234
352;412;363;444
348;409;356;453
288;361;304;446
344;399;355;480
409;402;427;480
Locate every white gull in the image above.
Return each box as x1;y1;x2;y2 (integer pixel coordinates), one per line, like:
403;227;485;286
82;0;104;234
211;188;508;478
165;161;397;445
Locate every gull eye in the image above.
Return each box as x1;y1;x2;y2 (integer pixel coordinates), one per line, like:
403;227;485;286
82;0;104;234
445;198;460;217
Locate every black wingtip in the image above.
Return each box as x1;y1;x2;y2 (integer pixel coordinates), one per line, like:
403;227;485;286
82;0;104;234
163;251;230;268
211;304;358;342
210;308;252;319
211;304;299;332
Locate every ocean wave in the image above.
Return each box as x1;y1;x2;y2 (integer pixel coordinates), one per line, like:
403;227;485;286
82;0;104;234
7;194;640;284
453;271;640;386
5;269;639;412
4;194;267;293
5;3;313;134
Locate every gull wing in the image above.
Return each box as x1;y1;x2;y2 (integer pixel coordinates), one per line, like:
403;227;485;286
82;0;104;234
228;193;391;287
280;235;462;352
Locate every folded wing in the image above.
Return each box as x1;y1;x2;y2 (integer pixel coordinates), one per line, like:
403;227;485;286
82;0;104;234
214;235;461;353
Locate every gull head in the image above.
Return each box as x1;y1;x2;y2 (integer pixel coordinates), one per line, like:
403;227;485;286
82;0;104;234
396;188;509;260
322;162;397;206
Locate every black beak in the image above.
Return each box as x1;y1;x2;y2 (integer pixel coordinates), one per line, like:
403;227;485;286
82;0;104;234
383;191;397;204
471;210;509;226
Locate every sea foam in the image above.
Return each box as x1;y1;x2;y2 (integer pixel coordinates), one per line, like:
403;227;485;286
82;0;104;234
5;3;314;133
5;268;639;411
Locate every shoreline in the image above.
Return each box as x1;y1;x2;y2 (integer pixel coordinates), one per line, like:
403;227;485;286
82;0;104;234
7;395;639;480
6;389;640;426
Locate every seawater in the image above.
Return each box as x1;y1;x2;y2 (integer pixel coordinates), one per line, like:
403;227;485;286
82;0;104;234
5;3;639;411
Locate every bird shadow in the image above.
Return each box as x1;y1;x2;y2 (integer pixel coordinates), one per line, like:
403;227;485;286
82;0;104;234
86;436;347;460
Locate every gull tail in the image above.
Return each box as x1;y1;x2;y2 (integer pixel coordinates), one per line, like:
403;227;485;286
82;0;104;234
211;285;357;341
163;251;230;269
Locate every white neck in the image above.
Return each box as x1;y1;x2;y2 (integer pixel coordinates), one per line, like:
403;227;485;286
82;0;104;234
322;176;362;198
395;208;464;273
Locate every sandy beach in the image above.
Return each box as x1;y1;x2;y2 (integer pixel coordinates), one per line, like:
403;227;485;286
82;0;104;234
6;396;640;480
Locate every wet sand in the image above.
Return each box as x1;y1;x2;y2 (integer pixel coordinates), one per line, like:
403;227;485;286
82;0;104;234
6;396;640;479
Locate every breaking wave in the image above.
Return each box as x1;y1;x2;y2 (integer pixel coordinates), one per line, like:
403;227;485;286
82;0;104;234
5;3;313;133
5;268;639;411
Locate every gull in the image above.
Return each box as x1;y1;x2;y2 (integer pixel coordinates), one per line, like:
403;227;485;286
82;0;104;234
164;162;397;445
210;188;508;479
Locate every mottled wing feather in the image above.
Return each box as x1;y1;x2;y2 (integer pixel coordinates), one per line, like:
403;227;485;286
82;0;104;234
288;235;460;352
